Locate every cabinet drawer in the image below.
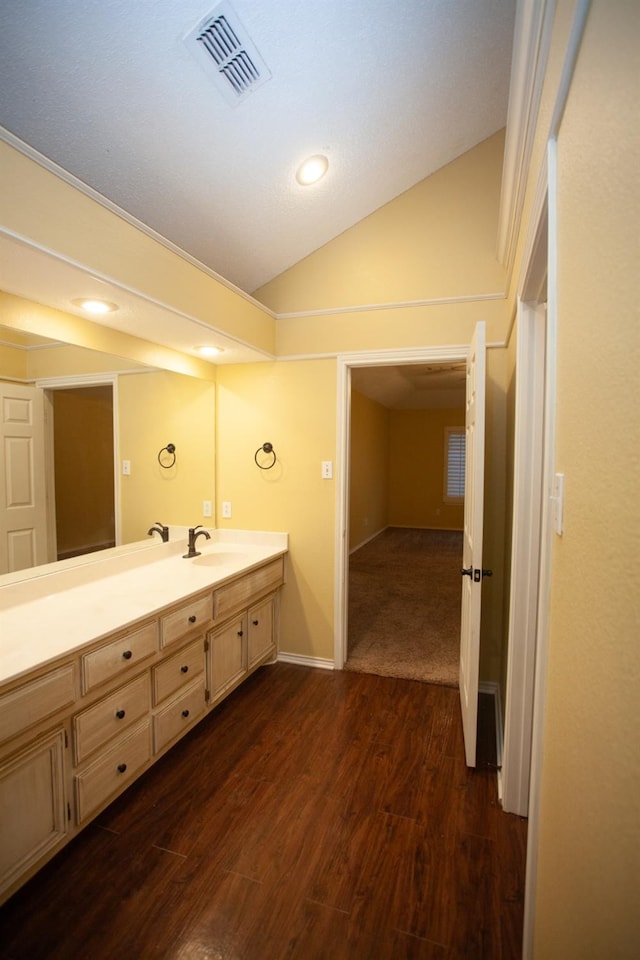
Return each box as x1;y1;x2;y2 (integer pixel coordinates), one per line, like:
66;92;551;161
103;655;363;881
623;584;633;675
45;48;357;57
73;673;150;765
153;678;206;753
152;638;204;706
74;719;151;824
160;594;211;649
0;664;76;744
213;558;284;621
81;621;158;694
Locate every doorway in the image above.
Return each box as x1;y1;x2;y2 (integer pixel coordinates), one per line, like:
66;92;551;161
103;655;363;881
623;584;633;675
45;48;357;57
44;381;117;561
335;347;469;674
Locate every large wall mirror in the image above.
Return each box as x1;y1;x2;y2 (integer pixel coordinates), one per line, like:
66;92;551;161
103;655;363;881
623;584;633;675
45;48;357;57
0;322;217;578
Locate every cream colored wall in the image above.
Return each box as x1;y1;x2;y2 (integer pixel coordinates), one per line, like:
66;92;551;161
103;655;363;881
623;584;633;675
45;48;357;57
349;390;389;550
118;371;216;544
523;2;640;956
387;407;465;531
216;360;337;662
256;132;508;313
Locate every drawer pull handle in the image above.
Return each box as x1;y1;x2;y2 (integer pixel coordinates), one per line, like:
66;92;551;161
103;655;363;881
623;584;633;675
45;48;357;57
237;629;243;637
180;665;189;673
117;763;127;774
182;709;190;718
122;650;133;660
115;709;126;720
252;619;259;626
188;615;197;623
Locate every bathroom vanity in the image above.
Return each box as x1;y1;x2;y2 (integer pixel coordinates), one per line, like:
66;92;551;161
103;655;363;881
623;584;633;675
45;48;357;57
0;529;287;903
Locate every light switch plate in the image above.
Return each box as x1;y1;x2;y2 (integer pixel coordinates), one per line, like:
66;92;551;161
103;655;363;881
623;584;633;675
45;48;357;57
203;500;212;517
122;459;131;476
222;501;232;519
551;473;564;536
321;461;333;479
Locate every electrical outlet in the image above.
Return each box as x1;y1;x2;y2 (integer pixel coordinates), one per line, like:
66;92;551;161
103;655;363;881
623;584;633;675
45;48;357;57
122;460;131;476
222;501;232;519
321;460;333;479
202;500;212;517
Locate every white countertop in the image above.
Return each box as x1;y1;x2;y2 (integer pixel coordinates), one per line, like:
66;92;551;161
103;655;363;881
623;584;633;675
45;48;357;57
0;528;288;686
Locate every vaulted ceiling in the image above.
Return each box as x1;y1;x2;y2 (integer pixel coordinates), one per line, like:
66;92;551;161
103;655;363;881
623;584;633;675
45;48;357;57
0;0;515;296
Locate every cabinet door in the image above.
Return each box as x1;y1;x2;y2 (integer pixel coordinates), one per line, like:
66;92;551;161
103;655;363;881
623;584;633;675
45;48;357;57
208;616;247;702
0;728;68;900
248;595;275;669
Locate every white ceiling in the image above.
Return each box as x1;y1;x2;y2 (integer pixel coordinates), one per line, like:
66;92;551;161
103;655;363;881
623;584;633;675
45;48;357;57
352;362;467;410
0;0;516;298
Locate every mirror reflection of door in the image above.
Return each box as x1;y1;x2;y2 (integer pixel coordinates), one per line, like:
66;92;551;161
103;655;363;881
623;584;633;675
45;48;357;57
51;385;115;561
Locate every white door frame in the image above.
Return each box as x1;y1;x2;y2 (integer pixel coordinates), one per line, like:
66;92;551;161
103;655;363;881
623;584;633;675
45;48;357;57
334;344;469;669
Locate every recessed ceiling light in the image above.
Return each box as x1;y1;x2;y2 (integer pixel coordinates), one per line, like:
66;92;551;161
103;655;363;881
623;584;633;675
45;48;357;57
295;155;329;186
196;345;224;358
72;298;119;315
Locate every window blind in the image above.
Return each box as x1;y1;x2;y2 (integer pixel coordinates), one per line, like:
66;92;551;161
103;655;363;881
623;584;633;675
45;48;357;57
446;429;466;499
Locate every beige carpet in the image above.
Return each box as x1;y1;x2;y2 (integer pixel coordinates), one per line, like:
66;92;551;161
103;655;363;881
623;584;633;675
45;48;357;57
345;527;463;687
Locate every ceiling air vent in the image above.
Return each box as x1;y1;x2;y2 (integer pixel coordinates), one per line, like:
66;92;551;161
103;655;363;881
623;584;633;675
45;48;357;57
185;2;272;106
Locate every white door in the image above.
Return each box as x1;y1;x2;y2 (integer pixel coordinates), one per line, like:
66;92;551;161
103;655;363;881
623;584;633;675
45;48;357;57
459;321;486;767
0;383;48;574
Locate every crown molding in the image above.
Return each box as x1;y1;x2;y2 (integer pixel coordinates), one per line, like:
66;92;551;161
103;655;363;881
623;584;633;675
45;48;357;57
497;0;556;268
276;291;506;321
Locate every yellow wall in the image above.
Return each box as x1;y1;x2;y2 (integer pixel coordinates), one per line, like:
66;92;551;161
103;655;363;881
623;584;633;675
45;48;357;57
118;371;216;544
349;390;389;549
216;360;337;662
0;343;26;380
520;2;640;956
255;132;508;312
0;292;216;380
1;145;275;354
388;408;465;531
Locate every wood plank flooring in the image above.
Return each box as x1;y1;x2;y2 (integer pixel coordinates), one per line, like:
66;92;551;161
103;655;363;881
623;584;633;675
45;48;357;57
0;664;527;960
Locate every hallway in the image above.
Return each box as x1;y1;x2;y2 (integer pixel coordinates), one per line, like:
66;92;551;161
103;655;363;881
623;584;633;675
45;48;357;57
0;663;527;959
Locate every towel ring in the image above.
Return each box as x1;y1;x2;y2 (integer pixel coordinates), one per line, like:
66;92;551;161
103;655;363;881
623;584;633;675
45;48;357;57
158;443;176;468
254;442;277;470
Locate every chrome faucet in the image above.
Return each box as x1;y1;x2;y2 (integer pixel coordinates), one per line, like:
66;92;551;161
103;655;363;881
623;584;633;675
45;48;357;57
183;525;211;558
148;522;169;542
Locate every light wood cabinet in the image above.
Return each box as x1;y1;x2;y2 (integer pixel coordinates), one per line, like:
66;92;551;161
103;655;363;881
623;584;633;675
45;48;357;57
0;727;68;896
0;552;284;904
248;595;276;669
209;615;247;702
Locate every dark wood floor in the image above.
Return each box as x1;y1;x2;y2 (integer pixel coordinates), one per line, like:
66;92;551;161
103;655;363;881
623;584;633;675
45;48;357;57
0;664;527;960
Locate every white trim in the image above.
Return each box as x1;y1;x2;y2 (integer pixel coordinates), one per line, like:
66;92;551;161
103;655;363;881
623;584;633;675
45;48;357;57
0;127;276;320
277;291;506;320
335;345;469;669
522;136;559;960
497;0;556;266
278;341;506;363
502;301;546;817
277;652;335;671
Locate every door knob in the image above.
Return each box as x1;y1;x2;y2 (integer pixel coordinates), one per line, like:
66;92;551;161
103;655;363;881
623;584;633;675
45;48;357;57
461;566;473;578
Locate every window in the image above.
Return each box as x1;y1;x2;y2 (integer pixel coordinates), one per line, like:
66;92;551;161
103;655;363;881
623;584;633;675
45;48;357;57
444;427;465;502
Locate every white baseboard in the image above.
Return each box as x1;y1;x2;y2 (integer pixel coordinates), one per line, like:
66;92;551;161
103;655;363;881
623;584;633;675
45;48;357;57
479;680;504;802
277;652;335;670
